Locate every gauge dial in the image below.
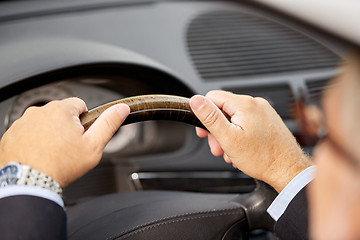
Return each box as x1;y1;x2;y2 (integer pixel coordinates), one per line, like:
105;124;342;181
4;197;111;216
5;85;71;128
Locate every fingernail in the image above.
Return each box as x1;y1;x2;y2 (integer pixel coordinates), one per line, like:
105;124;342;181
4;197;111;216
190;95;206;111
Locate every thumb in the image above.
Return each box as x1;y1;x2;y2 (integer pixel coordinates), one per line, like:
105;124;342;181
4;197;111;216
190;95;233;143
84;103;130;152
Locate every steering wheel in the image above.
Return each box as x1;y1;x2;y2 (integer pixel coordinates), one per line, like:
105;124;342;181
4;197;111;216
68;95;277;240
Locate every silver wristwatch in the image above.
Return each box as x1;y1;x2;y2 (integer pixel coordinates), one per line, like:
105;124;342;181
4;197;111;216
0;162;62;195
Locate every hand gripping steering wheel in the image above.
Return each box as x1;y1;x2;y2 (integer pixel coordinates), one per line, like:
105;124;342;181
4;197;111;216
72;95;277;240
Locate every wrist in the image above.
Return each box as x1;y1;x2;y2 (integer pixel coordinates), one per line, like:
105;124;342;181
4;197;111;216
0;162;62;195
267;150;313;193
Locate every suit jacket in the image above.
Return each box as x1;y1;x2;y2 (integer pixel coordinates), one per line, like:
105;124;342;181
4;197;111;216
274;187;309;240
0;195;66;240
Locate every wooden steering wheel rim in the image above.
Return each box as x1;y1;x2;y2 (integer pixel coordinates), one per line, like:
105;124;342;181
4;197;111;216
80;94;230;131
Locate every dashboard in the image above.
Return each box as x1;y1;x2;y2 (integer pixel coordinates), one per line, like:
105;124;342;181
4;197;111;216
0;1;346;235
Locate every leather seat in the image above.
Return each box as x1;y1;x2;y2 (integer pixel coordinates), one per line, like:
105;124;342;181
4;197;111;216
67;181;276;240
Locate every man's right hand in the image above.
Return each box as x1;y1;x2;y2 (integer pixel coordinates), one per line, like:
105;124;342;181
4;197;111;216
0;97;130;188
190;90;312;192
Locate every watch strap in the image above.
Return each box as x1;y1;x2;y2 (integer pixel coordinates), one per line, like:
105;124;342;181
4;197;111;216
0;162;63;195
17;165;62;195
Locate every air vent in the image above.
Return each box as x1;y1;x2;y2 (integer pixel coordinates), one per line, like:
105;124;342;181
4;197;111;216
187;11;340;80
306;79;332;105
224;84;293;119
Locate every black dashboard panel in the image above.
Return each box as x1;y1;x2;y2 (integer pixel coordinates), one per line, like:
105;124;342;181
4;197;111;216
0;0;346;207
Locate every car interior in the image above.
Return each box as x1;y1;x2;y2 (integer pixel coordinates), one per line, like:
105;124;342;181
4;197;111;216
0;0;348;239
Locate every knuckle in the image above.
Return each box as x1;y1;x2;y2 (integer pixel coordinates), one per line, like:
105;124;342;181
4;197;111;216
206;90;220;97
68;96;80;101
202;109;220;128
206;90;233;98
45;100;66;112
69;97;86;105
224;90;235;96
241;95;256;106
22;106;38;116
254;96;269;105
46;100;61;108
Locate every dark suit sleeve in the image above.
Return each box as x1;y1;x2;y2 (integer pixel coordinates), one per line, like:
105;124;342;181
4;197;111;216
0;195;67;240
274;187;309;240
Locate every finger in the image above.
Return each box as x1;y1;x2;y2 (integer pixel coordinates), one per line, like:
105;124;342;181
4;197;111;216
223;153;232;164
57;97;88;116
205;90;238;116
195;127;208;138
208;134;224;157
190;95;234;144
84;104;130;152
206;90;255;118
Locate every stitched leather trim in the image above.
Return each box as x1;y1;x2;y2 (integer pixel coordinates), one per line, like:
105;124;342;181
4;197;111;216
108;208;244;240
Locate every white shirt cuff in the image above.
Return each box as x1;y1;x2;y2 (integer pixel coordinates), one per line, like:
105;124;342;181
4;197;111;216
267;165;316;221
0;185;64;208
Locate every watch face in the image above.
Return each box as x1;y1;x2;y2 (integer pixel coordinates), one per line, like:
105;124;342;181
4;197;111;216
0;163;21;187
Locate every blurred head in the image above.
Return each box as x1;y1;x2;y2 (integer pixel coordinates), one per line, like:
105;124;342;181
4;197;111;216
307;50;360;240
